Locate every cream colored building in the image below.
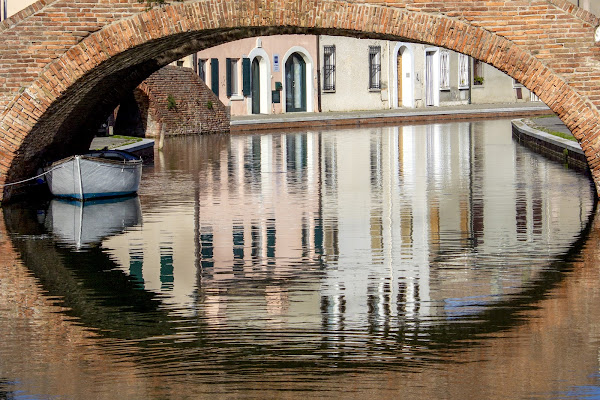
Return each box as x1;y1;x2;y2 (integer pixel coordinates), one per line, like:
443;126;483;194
1;0;36;19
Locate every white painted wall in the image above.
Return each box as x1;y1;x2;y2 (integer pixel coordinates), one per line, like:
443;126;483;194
319;36;391;112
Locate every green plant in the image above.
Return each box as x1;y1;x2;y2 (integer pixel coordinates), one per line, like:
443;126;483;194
138;0;183;9
206;100;213;110
474;76;484;85
167;94;177;110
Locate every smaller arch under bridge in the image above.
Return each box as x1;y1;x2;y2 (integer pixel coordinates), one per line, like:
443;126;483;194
1;0;600;201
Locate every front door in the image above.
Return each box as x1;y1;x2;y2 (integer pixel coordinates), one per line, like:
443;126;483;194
251;58;260;114
397;52;403;107
425;51;435;106
285;53;306;112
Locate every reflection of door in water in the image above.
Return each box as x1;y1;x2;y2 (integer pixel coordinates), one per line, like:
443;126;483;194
285;53;306;112
425;51;434;106
397;52;403;107
251;58;260;114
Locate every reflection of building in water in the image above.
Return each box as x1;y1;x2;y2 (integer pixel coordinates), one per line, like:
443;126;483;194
105;132;323;314
318;122;593;330
104;123;593;330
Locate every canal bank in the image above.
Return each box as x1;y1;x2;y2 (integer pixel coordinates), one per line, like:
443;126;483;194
511;116;588;173
231;102;552;131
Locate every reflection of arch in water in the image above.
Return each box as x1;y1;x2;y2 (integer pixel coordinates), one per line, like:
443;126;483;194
2;176;597;377
3;201;171;340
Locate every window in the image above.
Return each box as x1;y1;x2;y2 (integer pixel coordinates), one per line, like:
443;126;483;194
198;59;207;82
210;58;219;96
458;54;469;89
226;58;240;97
440;50;450;90
242;57;251;97
512;78;524;88
369;46;381;90
176;60;184;67
473;59;484;86
323;45;336;91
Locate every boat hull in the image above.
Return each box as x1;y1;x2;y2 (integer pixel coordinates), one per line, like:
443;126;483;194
46;155;142;200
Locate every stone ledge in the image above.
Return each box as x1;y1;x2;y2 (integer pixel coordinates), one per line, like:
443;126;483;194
511;118;588;172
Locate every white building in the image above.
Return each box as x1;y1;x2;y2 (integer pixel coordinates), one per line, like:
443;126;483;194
318;36;539;112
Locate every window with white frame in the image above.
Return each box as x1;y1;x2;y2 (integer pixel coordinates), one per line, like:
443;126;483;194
323;45;336;91
440;50;450;90
369;46;381;90
458;54;469;89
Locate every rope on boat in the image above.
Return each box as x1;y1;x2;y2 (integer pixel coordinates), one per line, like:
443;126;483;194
0;165;64;188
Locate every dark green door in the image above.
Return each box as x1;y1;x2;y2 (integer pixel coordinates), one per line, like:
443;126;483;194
251;58;260;114
285;53;306;112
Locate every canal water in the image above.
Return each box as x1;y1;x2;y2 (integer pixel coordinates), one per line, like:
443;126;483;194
1;119;599;399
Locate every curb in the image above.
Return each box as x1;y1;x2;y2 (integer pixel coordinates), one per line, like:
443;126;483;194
511;119;588;172
231;104;552;131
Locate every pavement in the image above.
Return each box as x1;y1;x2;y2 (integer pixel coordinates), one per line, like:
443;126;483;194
231;101;553;129
91;101;564;150
524;115;574;138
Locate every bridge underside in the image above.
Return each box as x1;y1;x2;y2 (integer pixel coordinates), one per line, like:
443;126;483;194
1;0;600;201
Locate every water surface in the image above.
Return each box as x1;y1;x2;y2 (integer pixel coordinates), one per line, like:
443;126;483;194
1;119;599;399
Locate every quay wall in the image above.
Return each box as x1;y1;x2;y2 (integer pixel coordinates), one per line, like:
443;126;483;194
511;119;589;173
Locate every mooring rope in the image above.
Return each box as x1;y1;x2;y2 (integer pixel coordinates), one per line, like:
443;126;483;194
0;165;64;188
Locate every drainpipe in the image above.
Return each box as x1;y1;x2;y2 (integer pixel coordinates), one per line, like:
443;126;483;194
316;35;322;113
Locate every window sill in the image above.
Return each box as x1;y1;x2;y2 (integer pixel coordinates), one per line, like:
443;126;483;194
368;88;381;92
323;89;336;93
229;95;244;101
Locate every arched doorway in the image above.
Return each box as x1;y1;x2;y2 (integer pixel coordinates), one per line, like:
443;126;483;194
397;51;403;107
394;44;415;109
285;53;307;112
248;48;271;115
251;58;261;114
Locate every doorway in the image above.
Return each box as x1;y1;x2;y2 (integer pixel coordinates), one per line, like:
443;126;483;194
425;51;435;107
251;58;261;114
397;52;403;107
285;53;307;112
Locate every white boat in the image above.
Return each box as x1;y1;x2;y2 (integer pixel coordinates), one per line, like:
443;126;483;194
45;150;142;200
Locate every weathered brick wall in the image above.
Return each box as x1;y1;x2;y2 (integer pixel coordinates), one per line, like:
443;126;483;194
1;0;600;200
130;66;229;138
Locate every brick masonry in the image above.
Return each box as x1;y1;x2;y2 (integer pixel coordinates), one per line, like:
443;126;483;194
1;0;600;201
118;66;229;138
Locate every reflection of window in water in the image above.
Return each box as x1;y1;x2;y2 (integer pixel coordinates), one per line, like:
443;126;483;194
160;246;174;291
266;218;276;261
233;224;245;275
129;246;144;288
367;279;392;329
200;230;214;270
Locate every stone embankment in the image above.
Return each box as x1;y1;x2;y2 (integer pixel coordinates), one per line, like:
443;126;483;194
511;117;588;172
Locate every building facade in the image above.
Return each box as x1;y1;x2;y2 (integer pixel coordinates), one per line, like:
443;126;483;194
190;35;319;116
185;34;541;117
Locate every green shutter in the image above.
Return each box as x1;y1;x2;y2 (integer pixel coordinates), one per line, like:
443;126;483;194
211;58;219;96
242;57;251;97
225;58;232;98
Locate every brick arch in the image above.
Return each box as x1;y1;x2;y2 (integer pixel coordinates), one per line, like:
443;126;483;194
1;0;600;201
